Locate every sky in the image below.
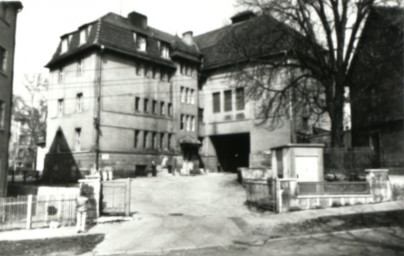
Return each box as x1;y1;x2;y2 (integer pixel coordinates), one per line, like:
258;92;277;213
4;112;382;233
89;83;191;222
13;0;240;98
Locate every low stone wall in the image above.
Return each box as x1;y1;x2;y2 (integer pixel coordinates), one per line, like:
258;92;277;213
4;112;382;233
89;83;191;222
292;195;374;211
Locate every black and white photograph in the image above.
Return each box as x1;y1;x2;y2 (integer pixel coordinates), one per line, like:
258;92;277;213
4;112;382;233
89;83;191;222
0;0;403;255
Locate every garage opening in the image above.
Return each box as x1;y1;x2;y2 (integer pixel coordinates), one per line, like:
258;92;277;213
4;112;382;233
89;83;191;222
210;133;250;172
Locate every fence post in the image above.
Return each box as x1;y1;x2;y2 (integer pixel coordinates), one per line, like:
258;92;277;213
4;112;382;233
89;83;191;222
125;178;131;216
26;195;33;230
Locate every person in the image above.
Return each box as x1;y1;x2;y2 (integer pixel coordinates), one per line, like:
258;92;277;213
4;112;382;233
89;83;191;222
151;160;157;177
76;193;88;233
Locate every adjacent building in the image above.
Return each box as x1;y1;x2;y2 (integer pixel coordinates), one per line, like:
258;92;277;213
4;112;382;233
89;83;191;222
350;7;404;171
43;10;327;182
0;1;22;196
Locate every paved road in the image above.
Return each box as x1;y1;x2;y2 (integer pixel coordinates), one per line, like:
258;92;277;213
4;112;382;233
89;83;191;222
165;227;404;256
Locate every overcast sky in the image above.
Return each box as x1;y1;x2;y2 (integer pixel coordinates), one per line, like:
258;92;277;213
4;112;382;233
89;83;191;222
13;0;240;97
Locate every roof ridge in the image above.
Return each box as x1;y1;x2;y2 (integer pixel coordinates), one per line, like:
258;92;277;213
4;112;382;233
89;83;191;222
94;18;102;45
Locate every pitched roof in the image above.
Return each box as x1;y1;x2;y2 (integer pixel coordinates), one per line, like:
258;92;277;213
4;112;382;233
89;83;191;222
46;12;201;69
194;13;298;71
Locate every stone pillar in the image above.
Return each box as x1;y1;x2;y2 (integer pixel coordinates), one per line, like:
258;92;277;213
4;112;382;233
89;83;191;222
365;169;392;202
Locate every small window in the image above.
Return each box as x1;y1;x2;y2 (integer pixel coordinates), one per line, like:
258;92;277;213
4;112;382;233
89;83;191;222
160;133;165;149
79;29;87;45
190;89;195;104
224;90;232;112
213;92;220;113
152;100;157;114
0;46;7;73
76;93;83;113
75;128;81;151
186;115;190;131
58;69;64;83
160;43;170;59
0;101;5;128
61;38;69;54
168;134;173;150
134;130;140;148
160;102;165;115
57;99;64;117
144;99;149;112
180;114;185;130
168;103;173;116
198;108;204;123
191;116;195;131
236;88;245;110
180;87;186;103
134;33;146;52
135;97;140;112
152;132;157;149
143;131;149;148
77;59;83;76
185;88;190;104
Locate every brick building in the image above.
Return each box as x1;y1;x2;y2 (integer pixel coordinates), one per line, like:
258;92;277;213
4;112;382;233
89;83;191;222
350;7;404;171
43;10;326;182
0;1;22;196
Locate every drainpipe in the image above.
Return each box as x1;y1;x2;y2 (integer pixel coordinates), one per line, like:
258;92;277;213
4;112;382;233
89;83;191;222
94;45;104;172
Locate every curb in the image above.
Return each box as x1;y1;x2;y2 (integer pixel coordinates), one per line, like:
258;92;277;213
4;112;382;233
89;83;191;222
92;245;223;256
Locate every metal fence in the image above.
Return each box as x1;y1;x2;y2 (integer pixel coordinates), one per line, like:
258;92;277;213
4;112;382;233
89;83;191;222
243;179;275;211
297;181;370;195
0;195;77;231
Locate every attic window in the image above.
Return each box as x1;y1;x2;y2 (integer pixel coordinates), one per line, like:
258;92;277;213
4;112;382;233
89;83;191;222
133;33;146;52
79;25;92;45
160;42;170;59
61;38;69;54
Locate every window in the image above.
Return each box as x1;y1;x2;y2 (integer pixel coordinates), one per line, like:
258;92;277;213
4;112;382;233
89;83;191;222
168;134;172;150
134;130;140;148
79;29;87;45
180;87;185;103
75;128;81;151
134;33;146;51
185;88;190;103
160;133;164;149
160;102;165;115
152;132;157;149
77;59;83;76
0;101;5;128
191;116;195;131
136;63;142;76
58;69;64;83
168;103;173;116
236;88;245;110
144;99;149;112
160;43;170;59
152;100;157;114
57;99;64;116
224;90;232;112
186;115;191;131
143;131;148;148
144;66;150;78
0;46;7;73
180;114;185;130
198;108;204;123
213;92;220;113
190;89;195;104
61;38;69;54
135;97;140;111
76;93;83;113
153;68;159;79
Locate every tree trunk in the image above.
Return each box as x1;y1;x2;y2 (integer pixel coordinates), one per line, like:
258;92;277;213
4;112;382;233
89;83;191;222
329;90;345;148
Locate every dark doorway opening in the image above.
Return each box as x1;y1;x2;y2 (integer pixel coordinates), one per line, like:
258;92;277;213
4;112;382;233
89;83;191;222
210;133;250;172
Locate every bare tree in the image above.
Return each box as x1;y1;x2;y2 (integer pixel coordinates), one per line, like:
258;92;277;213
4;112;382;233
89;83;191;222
10;73;47;171
226;0;400;147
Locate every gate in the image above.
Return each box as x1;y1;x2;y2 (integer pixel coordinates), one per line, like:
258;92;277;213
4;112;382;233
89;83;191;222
101;179;131;216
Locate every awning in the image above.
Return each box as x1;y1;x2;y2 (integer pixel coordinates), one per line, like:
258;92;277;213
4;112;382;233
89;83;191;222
179;136;202;146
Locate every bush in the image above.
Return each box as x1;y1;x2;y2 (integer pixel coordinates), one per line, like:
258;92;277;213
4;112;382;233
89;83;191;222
331;201;342;208
392;184;404;201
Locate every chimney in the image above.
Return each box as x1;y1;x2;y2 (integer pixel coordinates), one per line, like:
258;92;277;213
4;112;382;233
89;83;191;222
127;11;148;29
182;31;194;46
230;11;256;24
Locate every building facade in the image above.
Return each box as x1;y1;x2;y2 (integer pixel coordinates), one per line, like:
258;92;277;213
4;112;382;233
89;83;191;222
350;7;404;171
44;10;325;182
0;1;22;196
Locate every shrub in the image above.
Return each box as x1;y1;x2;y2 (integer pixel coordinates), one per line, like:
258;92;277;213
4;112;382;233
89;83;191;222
331;201;342;208
392;184;404;201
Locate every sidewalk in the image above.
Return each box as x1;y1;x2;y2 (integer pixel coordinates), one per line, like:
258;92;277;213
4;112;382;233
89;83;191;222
0;200;402;255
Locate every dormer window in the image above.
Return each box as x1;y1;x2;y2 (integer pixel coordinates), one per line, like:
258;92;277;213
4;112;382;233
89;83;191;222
160;42;170;59
133;33;146;52
61;38;69;54
79;25;92;46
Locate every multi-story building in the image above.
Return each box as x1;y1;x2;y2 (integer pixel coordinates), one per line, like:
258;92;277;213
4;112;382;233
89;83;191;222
44;10;325;182
350;7;404;170
0;1;22;196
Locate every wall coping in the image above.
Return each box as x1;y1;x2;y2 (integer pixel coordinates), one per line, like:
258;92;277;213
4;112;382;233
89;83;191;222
271;143;325;150
298;194;373;199
365;169;389;173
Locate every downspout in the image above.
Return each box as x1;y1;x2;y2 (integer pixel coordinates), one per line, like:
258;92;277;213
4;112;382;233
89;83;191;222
94;45;104;172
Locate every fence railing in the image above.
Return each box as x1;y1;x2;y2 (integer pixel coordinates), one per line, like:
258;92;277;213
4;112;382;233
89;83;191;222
297;181;370;195
243;179;275;211
0;195;77;231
